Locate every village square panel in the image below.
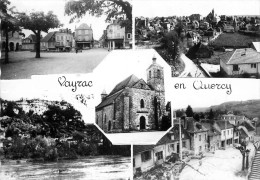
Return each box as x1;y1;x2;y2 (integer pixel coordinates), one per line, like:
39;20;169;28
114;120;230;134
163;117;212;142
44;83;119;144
1;0;133;79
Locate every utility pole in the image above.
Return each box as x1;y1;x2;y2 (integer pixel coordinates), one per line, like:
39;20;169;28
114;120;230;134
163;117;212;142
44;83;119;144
225;119;227;149
179;117;182;161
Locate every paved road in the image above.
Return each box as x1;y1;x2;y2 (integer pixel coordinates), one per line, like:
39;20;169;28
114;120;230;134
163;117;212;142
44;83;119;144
179;53;206;77
1;48;109;79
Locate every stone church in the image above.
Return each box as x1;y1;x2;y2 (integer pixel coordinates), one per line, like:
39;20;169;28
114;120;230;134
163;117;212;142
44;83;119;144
95;56;166;133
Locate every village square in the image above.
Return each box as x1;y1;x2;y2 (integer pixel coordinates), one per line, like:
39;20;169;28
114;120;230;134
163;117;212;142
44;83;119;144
1;0;132;79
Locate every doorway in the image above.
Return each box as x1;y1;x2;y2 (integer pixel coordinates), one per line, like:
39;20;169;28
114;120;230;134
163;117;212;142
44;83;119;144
140;116;146;130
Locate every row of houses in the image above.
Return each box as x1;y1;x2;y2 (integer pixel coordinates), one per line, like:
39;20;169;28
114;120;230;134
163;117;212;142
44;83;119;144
1;19;133;52
1;24;93;52
32;24;93;51
133;113;256;175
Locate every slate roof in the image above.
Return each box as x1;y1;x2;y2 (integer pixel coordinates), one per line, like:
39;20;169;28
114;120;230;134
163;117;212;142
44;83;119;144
29;34;36;42
240;121;255;132
96;89;123;110
201;122;221;136
156;134;174;145
76;23;92;30
222;48;260;65
96;74;147;110
133;125;190;155
238;126;249;138
186;117;208;133
41;32;56;42
218;51;235;64
109;75;140;95
133;145;155;155
216;120;234;130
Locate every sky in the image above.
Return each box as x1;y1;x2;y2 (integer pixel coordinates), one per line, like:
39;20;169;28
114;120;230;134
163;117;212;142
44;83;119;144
134;0;260;17
168;78;260;110
10;0;110;40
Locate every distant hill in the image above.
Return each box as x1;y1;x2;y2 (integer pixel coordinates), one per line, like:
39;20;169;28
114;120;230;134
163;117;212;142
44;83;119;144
209;99;260;119
192;99;260;118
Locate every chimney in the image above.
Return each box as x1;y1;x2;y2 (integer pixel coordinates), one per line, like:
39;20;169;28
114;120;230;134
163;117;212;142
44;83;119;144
242;48;247;56
181;116;187;129
152;54;157;64
101;89;107;101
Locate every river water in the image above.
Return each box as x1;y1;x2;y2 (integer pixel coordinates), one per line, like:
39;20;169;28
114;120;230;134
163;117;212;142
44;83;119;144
0;156;130;180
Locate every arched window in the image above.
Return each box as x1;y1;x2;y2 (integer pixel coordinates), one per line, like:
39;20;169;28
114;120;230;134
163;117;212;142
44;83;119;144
140;99;144;108
149;71;151;78
104;114;106;123
157;69;161;78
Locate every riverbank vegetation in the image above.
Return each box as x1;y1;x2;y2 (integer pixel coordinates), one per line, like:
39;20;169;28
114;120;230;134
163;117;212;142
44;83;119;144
0;99;130;162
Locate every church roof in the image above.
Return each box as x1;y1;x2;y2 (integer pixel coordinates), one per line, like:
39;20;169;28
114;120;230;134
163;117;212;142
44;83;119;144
109;74;140;95
95;73;154;110
96;90;123;110
96;75;141;110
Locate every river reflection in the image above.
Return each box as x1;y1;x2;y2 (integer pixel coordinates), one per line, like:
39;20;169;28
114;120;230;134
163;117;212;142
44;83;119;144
0;156;130;180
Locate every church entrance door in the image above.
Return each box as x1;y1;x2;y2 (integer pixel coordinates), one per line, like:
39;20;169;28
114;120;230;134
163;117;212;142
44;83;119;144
140;116;146;130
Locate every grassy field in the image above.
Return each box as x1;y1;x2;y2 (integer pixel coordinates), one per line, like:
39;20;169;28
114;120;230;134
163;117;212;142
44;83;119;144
210;32;260;48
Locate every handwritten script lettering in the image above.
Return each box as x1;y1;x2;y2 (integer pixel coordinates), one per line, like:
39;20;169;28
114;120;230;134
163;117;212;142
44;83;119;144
193;80;232;95
58;76;93;92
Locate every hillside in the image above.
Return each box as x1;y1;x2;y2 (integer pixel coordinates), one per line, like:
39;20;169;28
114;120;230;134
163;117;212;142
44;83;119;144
210;99;260;119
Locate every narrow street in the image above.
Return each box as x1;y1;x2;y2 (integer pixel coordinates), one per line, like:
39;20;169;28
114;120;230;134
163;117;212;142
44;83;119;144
178;53;206;77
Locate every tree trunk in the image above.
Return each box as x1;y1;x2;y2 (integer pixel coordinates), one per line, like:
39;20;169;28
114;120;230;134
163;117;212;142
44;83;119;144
35;31;41;58
5;29;9;64
242;153;245;171
246;153;249;169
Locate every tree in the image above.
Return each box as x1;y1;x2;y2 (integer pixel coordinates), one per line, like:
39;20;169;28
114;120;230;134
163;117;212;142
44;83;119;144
64;0;132;23
1;0;20;63
160;30;179;64
17;11;61;58
199;112;205;119
193;113;200;121
185;105;194;117
175;109;184;118
208;109;214;120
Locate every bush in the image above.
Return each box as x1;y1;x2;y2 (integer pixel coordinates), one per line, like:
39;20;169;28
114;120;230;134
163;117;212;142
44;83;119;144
44;146;58;161
57;142;78;159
